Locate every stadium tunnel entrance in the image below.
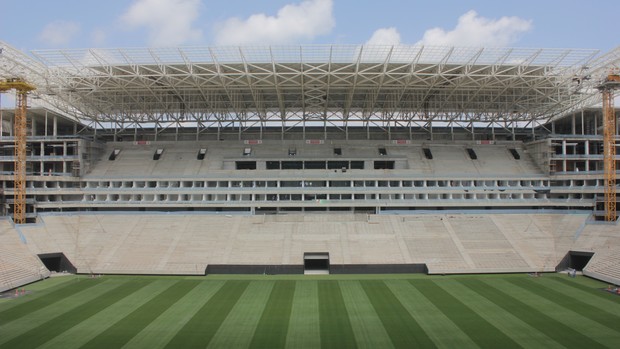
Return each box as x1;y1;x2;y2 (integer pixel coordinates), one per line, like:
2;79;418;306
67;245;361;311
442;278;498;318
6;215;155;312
556;250;594;271
38;252;76;273
304;252;330;275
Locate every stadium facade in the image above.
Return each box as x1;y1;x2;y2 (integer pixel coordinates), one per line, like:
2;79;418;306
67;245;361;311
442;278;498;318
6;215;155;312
0;42;618;291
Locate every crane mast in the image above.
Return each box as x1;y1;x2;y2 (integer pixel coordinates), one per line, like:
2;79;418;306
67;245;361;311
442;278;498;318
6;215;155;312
0;79;35;224
599;74;619;222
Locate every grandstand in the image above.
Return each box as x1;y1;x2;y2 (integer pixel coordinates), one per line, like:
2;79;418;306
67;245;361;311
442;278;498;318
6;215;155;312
0;41;619;292
0;219;49;292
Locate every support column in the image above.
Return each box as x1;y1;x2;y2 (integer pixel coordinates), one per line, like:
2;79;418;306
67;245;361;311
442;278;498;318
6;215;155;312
585;140;590;171
31;117;36;136
408;120;412;140
429;121;433;141
562;140;567;172
594;115;598;136
324;118;327;140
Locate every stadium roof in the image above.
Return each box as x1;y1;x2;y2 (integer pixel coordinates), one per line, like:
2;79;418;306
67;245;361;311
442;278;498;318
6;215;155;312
1;41;620;129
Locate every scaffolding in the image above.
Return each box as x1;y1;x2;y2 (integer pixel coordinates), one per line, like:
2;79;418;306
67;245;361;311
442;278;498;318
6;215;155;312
600;74;619;221
0;79;36;224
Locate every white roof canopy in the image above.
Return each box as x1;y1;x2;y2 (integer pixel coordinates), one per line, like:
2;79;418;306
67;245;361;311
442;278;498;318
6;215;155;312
2;42;620;128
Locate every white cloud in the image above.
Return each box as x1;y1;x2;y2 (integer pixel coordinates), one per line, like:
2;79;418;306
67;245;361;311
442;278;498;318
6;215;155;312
366;27;401;46
417;10;532;47
39;21;80;46
121;0;202;46
214;0;335;46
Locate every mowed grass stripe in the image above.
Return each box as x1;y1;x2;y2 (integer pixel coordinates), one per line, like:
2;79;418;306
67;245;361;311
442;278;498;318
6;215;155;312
492;279;617;348
460;278;589;349
0;278;103;325
285;281;320;349
551;276;620;301
249;280;295;349
41;279;174;349
385;280;477;349
164;280;249;349
444;279;568;349
0;275;77;306
412;280;519;349
339;281;394;349
362;280;435;349
318;280;356;349
82;280;200;348
208;281;274;349
0;279;120;346
123;281;225;349
0;279;149;349
543;277;620;316
508;278;620;331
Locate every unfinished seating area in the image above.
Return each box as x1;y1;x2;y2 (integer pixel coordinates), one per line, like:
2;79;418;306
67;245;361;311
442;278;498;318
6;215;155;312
574;223;620;285
25;139;600;215
584;252;620;285
16;213;598;276
0;220;50;292
87;140;542;177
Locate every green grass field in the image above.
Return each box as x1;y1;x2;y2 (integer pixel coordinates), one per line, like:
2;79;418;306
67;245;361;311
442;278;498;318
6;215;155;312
1;273;619;348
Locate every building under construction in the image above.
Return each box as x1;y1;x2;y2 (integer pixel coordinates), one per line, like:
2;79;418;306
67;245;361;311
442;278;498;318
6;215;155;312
0;42;618;290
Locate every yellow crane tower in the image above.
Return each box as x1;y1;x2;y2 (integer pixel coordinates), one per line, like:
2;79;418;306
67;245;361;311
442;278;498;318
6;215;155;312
0;79;36;224
599;73;620;222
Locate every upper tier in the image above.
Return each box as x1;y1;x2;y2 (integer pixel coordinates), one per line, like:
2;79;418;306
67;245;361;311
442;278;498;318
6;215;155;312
86;140;542;179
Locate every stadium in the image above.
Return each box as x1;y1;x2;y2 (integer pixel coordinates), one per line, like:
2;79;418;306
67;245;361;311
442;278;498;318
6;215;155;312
1;40;619;347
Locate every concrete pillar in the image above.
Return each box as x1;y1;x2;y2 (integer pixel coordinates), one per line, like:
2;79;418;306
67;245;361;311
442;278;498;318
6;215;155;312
562;140;566;154
31;118;36;136
594;115;597;136
53;115;58;137
562;140;567;172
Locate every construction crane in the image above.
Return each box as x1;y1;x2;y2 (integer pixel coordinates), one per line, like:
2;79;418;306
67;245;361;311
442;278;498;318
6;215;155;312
0;79;36;224
598;73;620;222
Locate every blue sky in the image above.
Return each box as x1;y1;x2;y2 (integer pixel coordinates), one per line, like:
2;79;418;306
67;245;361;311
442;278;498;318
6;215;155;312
0;0;618;51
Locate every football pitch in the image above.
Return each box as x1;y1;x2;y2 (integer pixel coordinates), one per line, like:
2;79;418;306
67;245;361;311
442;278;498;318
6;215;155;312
1;273;619;348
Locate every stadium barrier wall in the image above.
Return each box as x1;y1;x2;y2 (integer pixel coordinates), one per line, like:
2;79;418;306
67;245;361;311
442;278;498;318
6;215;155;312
206;264;304;274
330;263;428;274
205;263;428;275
